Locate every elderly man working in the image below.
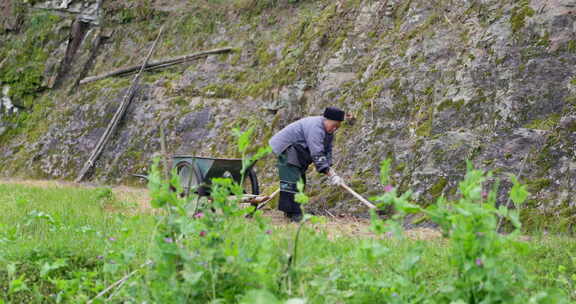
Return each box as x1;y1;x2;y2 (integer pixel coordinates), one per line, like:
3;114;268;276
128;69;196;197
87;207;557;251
269;107;345;222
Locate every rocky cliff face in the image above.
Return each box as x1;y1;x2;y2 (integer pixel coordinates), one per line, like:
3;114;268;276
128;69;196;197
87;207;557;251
1;0;575;230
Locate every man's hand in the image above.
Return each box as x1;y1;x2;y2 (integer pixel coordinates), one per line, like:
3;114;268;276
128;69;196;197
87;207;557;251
330;174;343;186
327;169;344;186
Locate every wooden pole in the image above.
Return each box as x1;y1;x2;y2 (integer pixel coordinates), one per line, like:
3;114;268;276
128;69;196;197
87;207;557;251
340;183;376;209
75;25;165;183
255;189;280;209
159;125;169;179
78;47;233;84
228;189;280;205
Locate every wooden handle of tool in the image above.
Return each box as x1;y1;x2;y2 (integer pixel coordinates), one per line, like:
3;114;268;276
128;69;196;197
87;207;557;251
256;189;280;209
268;189;280;200
340;183;377;209
229;189;281;204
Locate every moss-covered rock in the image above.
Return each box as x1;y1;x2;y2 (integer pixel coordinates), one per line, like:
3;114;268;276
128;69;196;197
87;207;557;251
1;0;576;229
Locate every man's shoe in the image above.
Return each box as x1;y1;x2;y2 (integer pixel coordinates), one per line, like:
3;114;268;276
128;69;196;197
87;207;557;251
289;213;303;223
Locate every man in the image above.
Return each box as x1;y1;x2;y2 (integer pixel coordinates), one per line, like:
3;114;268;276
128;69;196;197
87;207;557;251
269;107;345;222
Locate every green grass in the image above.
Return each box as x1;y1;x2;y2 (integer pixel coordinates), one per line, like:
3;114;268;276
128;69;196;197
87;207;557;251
0;183;155;303
0;183;574;303
0;184;154;261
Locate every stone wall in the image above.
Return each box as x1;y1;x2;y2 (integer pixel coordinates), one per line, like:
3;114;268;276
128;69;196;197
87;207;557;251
0;0;575;229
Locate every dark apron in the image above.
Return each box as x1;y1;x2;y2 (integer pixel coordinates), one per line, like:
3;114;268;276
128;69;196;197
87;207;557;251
277;145;311;215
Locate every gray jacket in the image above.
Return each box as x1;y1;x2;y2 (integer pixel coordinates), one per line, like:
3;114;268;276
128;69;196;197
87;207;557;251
269;116;333;173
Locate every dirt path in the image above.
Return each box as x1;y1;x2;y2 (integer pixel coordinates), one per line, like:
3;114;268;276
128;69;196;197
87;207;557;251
0;179;442;240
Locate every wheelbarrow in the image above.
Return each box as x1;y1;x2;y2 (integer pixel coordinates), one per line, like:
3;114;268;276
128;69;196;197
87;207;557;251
172;155;259;197
173;155;281;209
133;155;278;208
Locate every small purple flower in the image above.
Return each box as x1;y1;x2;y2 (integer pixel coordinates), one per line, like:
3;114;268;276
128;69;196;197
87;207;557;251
199;231;207;237
482;192;488;199
392;293;398;297
164;237;173;243
194;212;204;219
384;185;394;193
476;258;483;267
265;230;272;235
97;255;104;260
108;237;116;242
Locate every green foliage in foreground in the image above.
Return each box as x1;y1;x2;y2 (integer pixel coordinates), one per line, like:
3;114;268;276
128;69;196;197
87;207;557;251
0;130;575;303
0;182;574;303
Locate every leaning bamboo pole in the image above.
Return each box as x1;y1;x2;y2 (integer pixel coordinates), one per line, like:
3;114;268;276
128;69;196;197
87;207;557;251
78;47;233;84
75;26;165;183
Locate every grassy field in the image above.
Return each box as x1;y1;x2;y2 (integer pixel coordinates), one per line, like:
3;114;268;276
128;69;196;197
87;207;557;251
0;179;575;303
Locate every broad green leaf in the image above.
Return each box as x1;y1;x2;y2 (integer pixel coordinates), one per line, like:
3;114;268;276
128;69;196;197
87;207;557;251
233;127;254;154
9;275;28;294
40;259;67;278
397;201;423;214
509;175;529;205
295;180;309;204
309;215;326;224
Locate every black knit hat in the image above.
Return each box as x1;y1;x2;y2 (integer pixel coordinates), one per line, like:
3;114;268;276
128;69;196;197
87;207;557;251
323;107;345;121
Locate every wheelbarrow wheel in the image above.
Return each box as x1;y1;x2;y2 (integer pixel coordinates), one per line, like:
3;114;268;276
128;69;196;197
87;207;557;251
243;168;260;195
176;162;206;197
